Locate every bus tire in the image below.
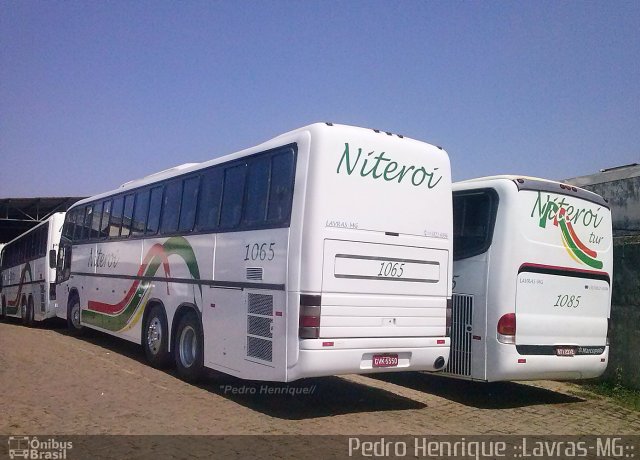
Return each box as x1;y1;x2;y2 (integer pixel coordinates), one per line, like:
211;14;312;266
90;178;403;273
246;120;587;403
174;310;204;383
0;296;5;320
24;296;35;327
67;295;84;335
143;305;171;368
20;297;28;325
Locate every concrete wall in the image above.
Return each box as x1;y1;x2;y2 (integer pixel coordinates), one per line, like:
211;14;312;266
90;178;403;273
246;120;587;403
564;167;639;388
565;165;640;236
603;236;640;388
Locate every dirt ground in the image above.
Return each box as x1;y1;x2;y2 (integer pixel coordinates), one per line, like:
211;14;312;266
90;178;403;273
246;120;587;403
1;317;639;438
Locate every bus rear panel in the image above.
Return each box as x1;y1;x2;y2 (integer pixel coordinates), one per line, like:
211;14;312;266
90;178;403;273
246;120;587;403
288;124;452;380
450;176;612;382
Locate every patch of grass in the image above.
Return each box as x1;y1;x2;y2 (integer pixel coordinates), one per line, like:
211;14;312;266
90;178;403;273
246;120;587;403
580;368;640;412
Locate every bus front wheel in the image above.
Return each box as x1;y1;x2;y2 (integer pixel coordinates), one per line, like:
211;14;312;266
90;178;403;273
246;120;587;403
174;311;204;383
143;305;171;368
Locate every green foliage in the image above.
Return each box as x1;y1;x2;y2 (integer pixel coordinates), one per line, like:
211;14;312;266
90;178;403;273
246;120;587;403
582;368;640;412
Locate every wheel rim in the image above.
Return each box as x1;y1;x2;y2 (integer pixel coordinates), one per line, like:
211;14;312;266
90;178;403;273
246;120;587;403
72;303;81;328
147;317;163;355
179;325;197;368
21;303;26;319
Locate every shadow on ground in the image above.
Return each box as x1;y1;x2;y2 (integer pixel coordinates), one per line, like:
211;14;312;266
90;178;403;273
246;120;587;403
198;373;426;420
367;371;585;409
29;319;585;416
40;318;425;420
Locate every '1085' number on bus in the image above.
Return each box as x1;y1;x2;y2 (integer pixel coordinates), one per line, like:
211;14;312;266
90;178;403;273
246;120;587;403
554;294;581;308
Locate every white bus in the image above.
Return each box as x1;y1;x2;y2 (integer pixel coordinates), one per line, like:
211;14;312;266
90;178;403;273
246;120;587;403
1;213;65;325
54;123;453;382
446;176;612;382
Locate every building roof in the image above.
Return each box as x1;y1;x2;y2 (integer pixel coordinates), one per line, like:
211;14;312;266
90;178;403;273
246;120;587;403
565;163;640;187
0;197;84;243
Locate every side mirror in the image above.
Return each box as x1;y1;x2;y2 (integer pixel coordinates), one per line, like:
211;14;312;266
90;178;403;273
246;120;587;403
49;249;57;269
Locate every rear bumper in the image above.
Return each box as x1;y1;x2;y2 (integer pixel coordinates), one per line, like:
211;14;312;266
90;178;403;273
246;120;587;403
287;337;450;381
487;343;609;382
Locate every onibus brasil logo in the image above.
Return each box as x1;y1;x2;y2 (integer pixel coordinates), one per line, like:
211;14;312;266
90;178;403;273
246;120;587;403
532;192;604;270
8;436;73;459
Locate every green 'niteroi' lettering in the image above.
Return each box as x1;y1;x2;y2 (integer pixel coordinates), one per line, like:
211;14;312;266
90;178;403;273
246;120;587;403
336;143;442;188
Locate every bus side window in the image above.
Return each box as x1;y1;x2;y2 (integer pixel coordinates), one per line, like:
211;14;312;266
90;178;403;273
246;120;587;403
179;176;200;232
132;189;150;236
267;150;295;224
196;168;223;231
28;231;33;260
25;232;34;260
147;186;163;235
220;163;246;229
452;190;497;260
121;194;135;238
18;237;25;264
56;242;72;283
72;208;83;241
81;206;94;241
91;202;102;239
99;200;112;239
39;226;48;258
243;156;270;226
109;197;124;238
64;209;77;242
160;180;182;234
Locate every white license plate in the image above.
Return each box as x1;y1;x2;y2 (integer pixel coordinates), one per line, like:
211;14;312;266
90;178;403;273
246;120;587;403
373;354;399;368
556;347;576;357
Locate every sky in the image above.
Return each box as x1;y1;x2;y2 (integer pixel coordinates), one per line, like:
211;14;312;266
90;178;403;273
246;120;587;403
1;1;638;198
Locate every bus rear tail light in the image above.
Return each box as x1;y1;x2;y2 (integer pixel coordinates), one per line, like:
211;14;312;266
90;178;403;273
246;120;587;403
49;283;56;301
445;298;452;337
497;313;516;344
299;295;321;339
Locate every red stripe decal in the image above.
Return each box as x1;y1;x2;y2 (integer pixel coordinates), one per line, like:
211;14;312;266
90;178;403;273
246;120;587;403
565;220;598;258
87;243;171;315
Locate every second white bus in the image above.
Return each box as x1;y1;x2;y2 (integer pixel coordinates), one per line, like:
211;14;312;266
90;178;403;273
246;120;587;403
1;213;65;325
55;123;453;382
446;176;612;382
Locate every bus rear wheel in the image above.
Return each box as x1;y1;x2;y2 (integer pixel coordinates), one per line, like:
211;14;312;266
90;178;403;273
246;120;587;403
67;296;84;335
174;311;204;383
143;305;171;368
24;297;35;327
20;298;30;326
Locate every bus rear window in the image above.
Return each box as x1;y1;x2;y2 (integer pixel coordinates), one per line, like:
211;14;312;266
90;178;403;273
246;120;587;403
453;189;498;260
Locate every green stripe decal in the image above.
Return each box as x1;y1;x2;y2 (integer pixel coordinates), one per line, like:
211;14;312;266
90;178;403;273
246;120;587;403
83;236;201;332
558;219;603;269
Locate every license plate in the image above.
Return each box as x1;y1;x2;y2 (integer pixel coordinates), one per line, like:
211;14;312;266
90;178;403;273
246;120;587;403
373;354;399;368
556;346;576;357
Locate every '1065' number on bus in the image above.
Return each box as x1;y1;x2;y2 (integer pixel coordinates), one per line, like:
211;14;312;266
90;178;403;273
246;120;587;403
244;243;275;261
378;262;405;278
